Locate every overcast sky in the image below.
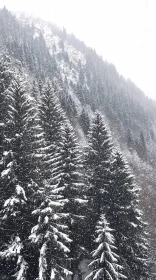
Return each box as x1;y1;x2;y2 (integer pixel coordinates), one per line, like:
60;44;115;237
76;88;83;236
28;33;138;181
0;0;156;100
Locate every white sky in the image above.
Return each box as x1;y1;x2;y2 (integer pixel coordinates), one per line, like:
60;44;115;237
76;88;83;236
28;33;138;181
0;0;156;100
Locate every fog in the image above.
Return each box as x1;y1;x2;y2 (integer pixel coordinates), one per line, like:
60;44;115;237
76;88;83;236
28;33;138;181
1;0;156;100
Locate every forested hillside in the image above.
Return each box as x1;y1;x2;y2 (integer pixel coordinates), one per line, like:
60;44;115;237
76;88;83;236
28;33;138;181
0;7;156;279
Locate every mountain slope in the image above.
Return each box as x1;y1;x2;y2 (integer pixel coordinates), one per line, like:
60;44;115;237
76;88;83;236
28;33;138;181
0;7;156;266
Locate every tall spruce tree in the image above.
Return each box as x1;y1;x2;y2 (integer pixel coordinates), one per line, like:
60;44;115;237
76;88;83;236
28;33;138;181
0;54;13;179
0;76;45;279
107;150;150;279
29;81;73;280
57;124;87;278
38;80;66;182
39;81;65;146
0;54;16;280
32;90;87;278
84;112;113;249
30;190;72;280
86;214;126;280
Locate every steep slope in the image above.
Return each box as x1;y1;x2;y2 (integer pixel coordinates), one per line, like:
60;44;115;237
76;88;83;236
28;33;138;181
0;7;156;264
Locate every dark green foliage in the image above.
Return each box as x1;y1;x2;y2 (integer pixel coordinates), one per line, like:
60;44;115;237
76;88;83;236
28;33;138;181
57;124;87;277
86;215;126;280
84;115;150;279
39;81;65;145
0;54;13;173
38;80;66;183
0;77;45;279
108;151;150;280
79;108;90;134
28;80;73;280
84;112;113;249
30;192;72;280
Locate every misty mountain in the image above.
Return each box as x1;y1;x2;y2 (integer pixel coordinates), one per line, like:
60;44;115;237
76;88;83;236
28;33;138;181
0;6;156;277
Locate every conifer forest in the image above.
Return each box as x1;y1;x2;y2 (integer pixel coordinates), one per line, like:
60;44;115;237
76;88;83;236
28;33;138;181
0;7;156;280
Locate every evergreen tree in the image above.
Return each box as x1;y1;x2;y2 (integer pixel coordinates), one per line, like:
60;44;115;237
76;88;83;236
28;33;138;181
57;124;87;278
84;112;112;249
32;82;86;279
0;54;13;176
30;189;72;280
38;80;66;183
29;81;73;280
39;81;65;146
0;76;45;279
108;150;150;279
0;54;16;279
86;214;126;280
79;108;90;134
139;131;147;160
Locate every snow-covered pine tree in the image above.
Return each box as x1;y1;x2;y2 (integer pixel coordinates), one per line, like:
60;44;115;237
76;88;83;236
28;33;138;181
84;112;113;249
108;150;150;279
38;80;66;182
57;124;87;278
0;75;45;279
0;54;16;280
28;81;77;280
30;189;72;280
39;80;65;144
0;54;13;179
86;214;126;280
30;92;86;279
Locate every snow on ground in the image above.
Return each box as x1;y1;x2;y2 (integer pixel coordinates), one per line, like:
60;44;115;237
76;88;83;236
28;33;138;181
64;43;86;66
30;18;86;86
16;13;90;117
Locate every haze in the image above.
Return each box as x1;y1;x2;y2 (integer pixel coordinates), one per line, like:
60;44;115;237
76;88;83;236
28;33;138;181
1;0;156;100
